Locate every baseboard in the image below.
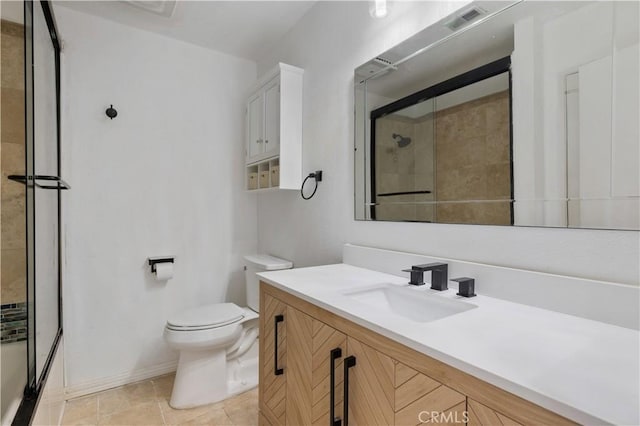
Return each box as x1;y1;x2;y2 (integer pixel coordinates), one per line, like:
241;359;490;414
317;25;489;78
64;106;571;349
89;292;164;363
64;361;178;400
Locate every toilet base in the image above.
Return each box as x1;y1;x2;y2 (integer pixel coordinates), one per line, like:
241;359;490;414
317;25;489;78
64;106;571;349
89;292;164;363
169;340;259;409
227;339;259;396
170;349;227;409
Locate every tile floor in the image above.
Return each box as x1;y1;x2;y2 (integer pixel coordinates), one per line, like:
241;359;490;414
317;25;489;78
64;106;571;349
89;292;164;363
61;374;258;426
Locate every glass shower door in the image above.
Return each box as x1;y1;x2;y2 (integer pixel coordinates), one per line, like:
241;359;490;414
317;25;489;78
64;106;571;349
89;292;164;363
32;0;61;381
3;2;66;423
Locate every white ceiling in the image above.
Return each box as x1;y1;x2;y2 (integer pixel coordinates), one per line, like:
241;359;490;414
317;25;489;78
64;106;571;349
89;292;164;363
55;1;317;61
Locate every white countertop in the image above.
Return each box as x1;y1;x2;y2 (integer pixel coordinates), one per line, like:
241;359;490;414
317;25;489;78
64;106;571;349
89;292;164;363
258;264;640;425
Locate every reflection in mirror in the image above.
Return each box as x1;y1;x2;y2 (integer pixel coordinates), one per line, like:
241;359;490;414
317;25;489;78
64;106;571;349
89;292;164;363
371;64;512;225
354;1;639;230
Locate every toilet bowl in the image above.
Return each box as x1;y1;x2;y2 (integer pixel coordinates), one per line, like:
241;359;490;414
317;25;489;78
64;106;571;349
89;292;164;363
163;254;292;409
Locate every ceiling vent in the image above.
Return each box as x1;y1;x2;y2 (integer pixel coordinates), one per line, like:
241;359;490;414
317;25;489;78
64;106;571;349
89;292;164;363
355;56;398;79
445;6;485;31
373;56;397;70
123;0;177;18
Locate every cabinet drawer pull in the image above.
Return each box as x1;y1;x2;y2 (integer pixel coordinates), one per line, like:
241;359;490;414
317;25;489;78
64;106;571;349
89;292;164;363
274;314;284;376
330;348;343;426
343;355;356;426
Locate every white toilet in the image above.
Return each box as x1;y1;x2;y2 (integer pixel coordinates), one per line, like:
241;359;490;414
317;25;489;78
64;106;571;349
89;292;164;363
163;254;292;409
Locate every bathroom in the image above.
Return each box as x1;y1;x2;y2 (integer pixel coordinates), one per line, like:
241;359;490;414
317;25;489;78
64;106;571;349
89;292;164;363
0;0;638;425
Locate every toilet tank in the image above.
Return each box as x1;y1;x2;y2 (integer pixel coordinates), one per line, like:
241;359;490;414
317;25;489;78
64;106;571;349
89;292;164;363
244;254;293;312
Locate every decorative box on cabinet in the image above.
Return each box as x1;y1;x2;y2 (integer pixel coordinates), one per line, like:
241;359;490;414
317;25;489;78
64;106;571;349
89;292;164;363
245;63;303;191
258;282;577;426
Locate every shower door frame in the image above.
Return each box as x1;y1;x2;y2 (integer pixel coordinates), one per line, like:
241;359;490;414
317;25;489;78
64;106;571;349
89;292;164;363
12;1;63;424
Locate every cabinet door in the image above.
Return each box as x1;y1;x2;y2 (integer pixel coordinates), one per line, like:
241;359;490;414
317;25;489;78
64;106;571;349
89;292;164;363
286;306;347;426
467;398;523;426
263;80;280;156
345;337;395;426
285;306;313;425
259;292;287;425
247;93;264;161
311;319;346;426
394;362;466;426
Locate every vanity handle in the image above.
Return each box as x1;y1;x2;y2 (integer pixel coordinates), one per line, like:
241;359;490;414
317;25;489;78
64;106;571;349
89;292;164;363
274;314;284;376
343;355;356;426
330;348;343;426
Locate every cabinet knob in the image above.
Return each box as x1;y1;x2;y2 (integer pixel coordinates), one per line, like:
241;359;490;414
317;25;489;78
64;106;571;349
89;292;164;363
265;140;269;144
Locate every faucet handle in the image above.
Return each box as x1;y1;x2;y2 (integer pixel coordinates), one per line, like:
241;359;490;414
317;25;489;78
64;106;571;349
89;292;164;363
451;277;476;297
402;268;425;286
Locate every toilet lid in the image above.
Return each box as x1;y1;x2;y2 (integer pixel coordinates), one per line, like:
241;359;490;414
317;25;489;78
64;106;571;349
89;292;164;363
167;303;244;330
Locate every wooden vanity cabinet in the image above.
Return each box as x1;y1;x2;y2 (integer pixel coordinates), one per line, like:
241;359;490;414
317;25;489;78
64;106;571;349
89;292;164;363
259;282;575;426
286;306;346;426
345;336;394;425
260;295;347;426
259;292;287;425
344;336;466;426
392;359;466;426
467;398;523;426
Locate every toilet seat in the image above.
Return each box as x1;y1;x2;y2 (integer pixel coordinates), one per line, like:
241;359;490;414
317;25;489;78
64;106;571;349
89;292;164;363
167;303;244;331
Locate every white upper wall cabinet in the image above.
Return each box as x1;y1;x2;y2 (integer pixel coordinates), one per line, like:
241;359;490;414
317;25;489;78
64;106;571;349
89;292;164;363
245;63;303;191
247;93;264;159
263;79;280;157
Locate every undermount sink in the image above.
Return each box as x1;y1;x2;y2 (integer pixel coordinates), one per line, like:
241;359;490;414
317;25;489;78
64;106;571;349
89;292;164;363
345;284;477;323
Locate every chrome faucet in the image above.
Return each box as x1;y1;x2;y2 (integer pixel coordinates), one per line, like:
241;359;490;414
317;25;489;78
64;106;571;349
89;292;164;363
402;263;448;291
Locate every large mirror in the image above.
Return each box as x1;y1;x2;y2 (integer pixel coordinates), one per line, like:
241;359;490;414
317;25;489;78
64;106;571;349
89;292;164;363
355;1;639;230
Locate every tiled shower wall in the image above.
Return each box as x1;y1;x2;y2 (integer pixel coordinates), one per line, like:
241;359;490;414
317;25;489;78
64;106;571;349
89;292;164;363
374;91;511;224
1;20;27;328
375;114;435;222
1;302;27;343
435;90;511;224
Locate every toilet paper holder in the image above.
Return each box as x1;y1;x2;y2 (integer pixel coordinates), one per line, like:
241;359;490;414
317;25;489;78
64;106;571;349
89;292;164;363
148;256;175;273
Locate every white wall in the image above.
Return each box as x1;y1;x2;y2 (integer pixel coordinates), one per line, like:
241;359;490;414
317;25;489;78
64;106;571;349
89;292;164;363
55;6;257;390
256;1;639;286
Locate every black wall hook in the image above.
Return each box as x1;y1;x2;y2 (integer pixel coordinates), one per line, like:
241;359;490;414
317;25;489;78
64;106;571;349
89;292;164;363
106;105;118;119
